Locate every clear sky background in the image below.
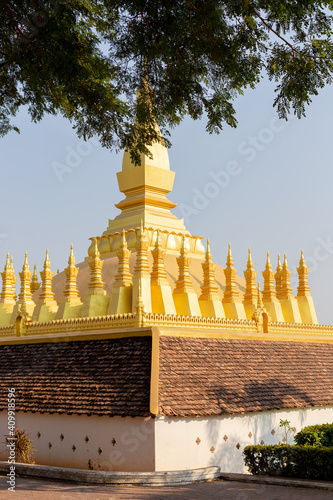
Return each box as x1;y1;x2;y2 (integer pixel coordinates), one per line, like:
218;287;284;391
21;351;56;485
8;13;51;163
1;77;333;324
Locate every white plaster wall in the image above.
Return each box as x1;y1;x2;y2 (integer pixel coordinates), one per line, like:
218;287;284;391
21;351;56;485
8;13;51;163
154;406;333;473
0;412;155;471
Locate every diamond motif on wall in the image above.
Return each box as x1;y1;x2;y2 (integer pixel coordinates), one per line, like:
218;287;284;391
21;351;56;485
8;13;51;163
260;440;265;445
236;443;240;450
196;437;201;445
210;446;215;453
248;432;252;438
271;429;275;435
223;435;228;441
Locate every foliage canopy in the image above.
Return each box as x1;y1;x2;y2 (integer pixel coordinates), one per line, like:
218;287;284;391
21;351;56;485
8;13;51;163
1;0;333;162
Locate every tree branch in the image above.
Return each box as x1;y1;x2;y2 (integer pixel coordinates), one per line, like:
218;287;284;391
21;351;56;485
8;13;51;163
140;11;173;77
1;0;34;49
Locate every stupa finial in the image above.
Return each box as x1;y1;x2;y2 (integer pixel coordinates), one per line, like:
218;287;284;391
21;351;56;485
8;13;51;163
151;230;168;285
134;221;149;277
114;230;132;287
174;235;194;294
275;254;283;299
200;238;219;300
205;238;212;261
68;243;75;266
247;247;254;268
223;243;239;302
280;253;293;299
30;264;41;294
10;257;17;301
23;251;29;270
132;221;152;313
257;282;263;308
266;251;271;269
63;244;80;301
243;246;257;307
0;253;15;304
39;249;56;304
262;250;277;302
122;228;127;246
87;237;105;293
18;252;33;303
297;249;310;297
227;242;234;267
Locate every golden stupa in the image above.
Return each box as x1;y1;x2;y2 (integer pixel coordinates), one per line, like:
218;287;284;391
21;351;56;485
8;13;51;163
0;86;328;347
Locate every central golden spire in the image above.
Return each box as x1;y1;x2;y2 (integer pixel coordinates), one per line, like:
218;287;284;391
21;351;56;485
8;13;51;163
102;78;189;236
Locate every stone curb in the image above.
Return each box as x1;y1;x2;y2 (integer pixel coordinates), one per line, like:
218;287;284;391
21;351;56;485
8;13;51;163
220;472;333;491
0;462;220;486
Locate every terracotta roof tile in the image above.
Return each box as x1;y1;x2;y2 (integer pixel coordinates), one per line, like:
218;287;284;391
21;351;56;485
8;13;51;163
158;337;333;416
0;336;151;417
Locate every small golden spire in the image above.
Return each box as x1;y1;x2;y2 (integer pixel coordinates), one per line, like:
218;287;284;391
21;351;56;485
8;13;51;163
174;235;195;293
280;253;293;299
10;257;17;301
275;254;283;299
69;244;75;266
243;247;257;305
247;247;253;268
200;238;219;299
262;251;277;302
87;238;106;293
39;249;56;303
31;264;41;294
63;244;80;301
114;230;132;286
206;238;212;261
23;251;29;269
226;242;234;267
134;221;150;277
151;230;168;285
0;253;15;303
257;282;263;308
18;252;33;302
297;249;310;297
223;243;239;303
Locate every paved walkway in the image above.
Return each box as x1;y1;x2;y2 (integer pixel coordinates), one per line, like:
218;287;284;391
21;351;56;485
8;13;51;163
1;476;333;499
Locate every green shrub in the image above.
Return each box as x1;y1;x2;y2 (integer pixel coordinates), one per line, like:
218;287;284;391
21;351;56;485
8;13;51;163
243;445;333;481
294;423;333;448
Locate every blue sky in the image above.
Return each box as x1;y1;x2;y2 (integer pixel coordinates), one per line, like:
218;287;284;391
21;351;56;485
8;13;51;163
2;78;333;324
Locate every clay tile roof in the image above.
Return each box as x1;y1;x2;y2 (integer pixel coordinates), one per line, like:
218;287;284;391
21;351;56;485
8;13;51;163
158;337;333;417
0;336;152;417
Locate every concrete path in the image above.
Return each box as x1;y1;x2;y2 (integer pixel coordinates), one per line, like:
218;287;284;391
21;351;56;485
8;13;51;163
1;476;333;499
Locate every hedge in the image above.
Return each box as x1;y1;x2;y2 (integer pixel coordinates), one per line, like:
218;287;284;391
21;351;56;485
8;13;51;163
294;423;333;448
243;445;333;481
